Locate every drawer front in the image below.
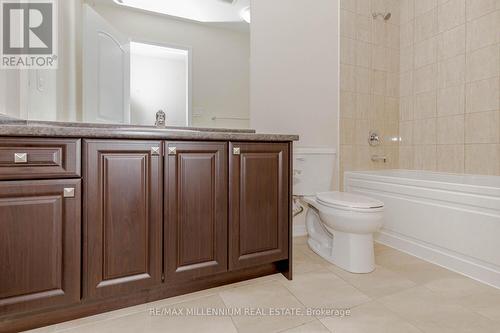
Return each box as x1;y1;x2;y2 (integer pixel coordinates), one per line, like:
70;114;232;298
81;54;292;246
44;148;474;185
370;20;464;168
0;138;81;180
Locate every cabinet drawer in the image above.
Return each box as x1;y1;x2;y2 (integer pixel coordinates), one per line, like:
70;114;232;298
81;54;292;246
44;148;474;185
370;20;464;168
0;138;81;180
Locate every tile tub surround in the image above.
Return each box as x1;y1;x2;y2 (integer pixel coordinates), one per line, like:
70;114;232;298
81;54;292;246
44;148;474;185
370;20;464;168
398;0;500;175
26;238;500;333
339;0;401;189
339;0;500;181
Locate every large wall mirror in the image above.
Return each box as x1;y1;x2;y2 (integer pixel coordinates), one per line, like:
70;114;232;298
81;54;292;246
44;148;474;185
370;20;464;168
0;0;251;128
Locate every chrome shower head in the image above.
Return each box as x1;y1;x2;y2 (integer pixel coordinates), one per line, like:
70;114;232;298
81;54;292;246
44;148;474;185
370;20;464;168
372;12;391;20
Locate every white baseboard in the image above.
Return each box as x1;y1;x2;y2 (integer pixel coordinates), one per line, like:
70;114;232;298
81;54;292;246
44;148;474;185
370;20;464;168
293;225;307;237
376;230;500;290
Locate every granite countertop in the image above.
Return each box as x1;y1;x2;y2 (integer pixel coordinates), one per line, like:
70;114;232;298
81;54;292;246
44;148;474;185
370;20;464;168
0;119;299;142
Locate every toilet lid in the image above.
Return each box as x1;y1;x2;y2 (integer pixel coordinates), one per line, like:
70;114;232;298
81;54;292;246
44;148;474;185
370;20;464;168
316;192;384;209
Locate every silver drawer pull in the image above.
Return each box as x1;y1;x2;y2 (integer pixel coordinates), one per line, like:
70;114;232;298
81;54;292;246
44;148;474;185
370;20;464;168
233;147;241;155
14;153;27;163
168;147;177;155
64;188;75;198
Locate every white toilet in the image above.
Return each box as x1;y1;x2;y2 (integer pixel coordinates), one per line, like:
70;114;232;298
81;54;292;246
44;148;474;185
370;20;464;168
294;148;384;274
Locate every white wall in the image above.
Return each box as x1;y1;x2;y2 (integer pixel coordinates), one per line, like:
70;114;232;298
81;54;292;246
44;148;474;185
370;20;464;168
0;0;81;121
93;4;250;129
250;0;340;149
130;53;187;126
250;0;340;235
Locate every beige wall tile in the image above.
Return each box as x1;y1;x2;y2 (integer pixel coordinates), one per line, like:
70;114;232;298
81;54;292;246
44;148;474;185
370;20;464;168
340;64;356;92
400;0;415;24
356;0;372;17
466;44;500;82
372;45;388;71
437;84;465;116
399;145;415;168
356;67;373;93
414;144;438;170
400;96;414;120
385;97;400;121
415;0;438;16
438;24;466;60
373;70;388;95
414;63;438;93
466;0;500;21
414;91;437;119
438;0;466;33
355;119;374;144
340;145;355;172
399;121;414;145
438;54;465;88
341;9;356;38
387;49;401;73
415;9;438;43
386;0;401;24
399;71;413;97
356;41;372;68
356;93;374;119
340;0;356;12
466;11;500;52
357;15;373;42
414;118;437;144
400;46;414;73
387;72;400;97
400;22;415;48
387;24;401;49
374;20;388;47
414;37;438;68
465;144;500;175
466;77;500;113
437;115;465;144
341;118;355;144
437;144;465;173
340;37;356;65
374;95;386;119
465;110;500;143
340;91;357;118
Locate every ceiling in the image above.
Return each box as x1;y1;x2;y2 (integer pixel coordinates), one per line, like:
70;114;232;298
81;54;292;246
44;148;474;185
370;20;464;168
111;0;250;23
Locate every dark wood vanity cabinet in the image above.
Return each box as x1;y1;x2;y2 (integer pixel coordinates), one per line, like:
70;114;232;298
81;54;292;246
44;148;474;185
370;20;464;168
83;140;163;299
164;142;228;281
0;179;81;315
229;142;290;270
0;137;292;332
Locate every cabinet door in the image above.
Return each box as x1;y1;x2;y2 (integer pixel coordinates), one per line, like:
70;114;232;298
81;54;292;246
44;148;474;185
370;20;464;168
165;142;228;281
229;142;289;270
84;140;162;299
0;180;81;315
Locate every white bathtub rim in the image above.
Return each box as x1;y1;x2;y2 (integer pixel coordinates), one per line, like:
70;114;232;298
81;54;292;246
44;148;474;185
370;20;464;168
345;169;500;197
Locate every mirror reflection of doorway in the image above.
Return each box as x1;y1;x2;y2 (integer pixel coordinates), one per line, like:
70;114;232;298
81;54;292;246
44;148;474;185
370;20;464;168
130;42;190;127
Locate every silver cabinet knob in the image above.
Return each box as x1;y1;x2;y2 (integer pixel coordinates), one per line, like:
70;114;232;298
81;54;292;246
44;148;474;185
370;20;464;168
64;188;75;198
14;153;27;163
168;147;177;155
151;146;160;156
233;147;241;155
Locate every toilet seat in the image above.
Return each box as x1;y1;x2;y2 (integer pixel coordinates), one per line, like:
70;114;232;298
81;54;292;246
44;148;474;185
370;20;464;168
316;192;384;212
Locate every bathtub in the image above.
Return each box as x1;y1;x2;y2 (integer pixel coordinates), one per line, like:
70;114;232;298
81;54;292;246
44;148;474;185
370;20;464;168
344;170;500;288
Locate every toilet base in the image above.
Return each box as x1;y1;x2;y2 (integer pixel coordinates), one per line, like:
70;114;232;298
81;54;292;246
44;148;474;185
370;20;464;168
307;232;375;274
305;208;376;274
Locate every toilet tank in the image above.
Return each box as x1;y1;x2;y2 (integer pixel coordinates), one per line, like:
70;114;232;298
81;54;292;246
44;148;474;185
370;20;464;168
293;147;337;196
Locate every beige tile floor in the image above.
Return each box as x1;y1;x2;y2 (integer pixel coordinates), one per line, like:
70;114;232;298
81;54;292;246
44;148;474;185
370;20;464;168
27;237;500;333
